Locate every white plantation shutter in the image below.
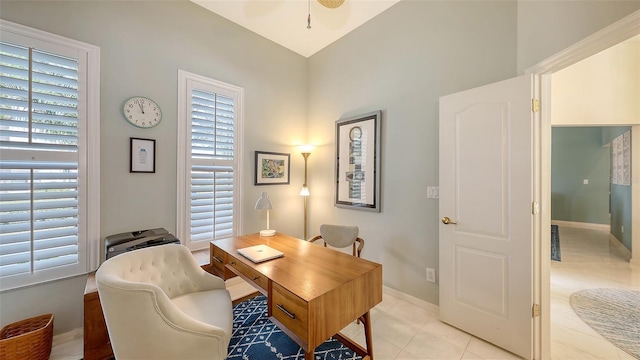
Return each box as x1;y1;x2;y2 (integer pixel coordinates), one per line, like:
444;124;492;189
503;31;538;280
190;165;234;241
191;90;234;159
0;43;79;151
177;70;242;250
0;21;100;290
0;161;79;276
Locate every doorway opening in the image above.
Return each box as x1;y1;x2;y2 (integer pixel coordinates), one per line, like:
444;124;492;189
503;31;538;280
549;125;636;358
527;10;639;359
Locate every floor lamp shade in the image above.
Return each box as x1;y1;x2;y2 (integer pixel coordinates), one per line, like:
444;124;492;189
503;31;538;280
255;192;276;236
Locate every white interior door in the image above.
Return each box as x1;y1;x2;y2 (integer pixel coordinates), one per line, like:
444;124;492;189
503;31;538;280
439;75;535;359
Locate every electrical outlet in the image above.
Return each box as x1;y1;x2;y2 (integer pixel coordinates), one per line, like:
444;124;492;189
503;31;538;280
621;225;624;233
426;268;436;283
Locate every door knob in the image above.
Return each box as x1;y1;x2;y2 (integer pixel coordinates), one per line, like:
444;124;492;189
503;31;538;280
441;216;458;225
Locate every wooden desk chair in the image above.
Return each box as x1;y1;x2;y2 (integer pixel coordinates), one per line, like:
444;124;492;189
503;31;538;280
309;224;364;258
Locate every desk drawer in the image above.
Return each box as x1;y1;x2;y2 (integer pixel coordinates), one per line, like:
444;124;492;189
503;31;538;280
271;282;308;341
210;245;226;276
228;256;268;291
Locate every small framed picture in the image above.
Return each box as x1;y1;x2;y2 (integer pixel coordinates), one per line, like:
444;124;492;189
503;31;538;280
255;151;290;185
130;137;156;173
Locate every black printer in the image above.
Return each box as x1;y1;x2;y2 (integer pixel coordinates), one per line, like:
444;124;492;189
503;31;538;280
104;228;180;260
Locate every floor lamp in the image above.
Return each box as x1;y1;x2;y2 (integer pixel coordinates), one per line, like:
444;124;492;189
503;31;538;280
299;145;314;240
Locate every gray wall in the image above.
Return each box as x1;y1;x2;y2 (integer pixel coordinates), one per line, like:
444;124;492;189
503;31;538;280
0;0;307;333
551;127;610;225
307;0;518;305
305;0;638;305
1;0;638;335
516;0;640;72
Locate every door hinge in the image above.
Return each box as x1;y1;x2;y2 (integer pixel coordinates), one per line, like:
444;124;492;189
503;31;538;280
532;304;540;318
532;99;540;113
532;201;540;215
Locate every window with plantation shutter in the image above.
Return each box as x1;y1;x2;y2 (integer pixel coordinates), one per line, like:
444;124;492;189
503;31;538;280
0;20;100;291
177;70;243;250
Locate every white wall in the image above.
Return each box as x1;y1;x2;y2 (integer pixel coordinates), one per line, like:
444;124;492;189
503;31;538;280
551;36;640;125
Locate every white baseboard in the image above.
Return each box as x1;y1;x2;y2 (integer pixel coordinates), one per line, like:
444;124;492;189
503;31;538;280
52;327;83;347
551;220;610;231
609;234;632;261
383;285;439;313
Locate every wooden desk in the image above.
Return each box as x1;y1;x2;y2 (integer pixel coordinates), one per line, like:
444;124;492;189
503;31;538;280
210;233;383;360
84;273;114;360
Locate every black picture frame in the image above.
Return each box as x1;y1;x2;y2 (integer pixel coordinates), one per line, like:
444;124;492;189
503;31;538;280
255;151;290;185
130;137;156;173
335;111;381;212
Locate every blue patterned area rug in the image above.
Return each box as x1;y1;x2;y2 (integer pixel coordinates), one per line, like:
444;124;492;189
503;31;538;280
228;295;362;360
551;224;561;261
570;289;640;359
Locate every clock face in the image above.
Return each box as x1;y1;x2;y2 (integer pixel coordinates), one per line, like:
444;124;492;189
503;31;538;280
123;97;162;128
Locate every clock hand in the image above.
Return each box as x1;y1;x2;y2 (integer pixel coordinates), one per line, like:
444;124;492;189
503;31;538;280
137;101;145;114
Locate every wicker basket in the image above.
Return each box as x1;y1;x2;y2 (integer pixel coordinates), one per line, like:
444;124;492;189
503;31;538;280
0;314;54;360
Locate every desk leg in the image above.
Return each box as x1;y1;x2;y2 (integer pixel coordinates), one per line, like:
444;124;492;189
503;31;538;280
335;311;374;360
361;311;374;359
304;350;314;360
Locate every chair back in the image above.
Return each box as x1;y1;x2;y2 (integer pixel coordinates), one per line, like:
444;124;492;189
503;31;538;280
319;224;359;248
98;244;201;299
312;224;364;257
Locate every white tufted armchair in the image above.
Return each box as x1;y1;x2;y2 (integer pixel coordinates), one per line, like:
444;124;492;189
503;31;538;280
96;244;232;360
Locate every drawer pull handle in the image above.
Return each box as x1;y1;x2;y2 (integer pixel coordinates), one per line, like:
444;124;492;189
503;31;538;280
212;256;223;263
253;276;259;281
276;304;296;319
231;261;236;266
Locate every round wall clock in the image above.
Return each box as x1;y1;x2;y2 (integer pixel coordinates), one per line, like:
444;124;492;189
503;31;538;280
123;96;162;128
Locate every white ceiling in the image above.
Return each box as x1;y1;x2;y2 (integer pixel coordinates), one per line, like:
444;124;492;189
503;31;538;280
191;0;402;58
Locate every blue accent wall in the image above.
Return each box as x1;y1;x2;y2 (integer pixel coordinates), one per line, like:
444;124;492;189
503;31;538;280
552;126;632;252
552;127;610;225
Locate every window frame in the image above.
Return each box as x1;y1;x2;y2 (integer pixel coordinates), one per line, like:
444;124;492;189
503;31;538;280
176;69;243;251
0;20;100;291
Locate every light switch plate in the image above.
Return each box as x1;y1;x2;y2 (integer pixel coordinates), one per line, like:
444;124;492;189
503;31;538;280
426;268;436;283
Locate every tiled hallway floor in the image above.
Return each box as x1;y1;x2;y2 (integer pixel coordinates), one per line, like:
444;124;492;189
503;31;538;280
51;225;638;359
548;225;638;360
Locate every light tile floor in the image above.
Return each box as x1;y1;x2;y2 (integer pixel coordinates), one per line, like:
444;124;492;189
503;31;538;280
50;226;638;359
548;225;638;360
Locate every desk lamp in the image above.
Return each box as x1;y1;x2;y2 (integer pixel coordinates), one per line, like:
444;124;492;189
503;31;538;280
255;192;276;236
